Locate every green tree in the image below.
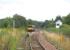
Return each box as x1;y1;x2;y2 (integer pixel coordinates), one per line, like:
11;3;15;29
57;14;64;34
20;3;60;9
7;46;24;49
13;14;27;28
4;17;13;28
63;13;70;25
0;17;13;28
55;15;62;22
42;19;54;29
27;19;33;25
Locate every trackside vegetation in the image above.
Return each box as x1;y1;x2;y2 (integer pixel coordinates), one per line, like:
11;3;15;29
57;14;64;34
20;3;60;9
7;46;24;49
0;13;70;50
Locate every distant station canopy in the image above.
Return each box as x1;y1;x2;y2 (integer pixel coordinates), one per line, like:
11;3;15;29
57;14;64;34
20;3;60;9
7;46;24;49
27;25;35;32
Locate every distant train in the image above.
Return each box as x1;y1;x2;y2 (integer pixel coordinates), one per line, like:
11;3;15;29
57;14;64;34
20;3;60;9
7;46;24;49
27;25;35;32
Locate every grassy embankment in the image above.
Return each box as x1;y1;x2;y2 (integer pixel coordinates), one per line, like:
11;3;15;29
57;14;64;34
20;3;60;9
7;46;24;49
44;24;70;50
0;28;26;50
46;24;70;37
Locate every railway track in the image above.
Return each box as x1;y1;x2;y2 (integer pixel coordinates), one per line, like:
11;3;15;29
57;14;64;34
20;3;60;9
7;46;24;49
17;30;57;50
29;33;45;50
17;32;44;50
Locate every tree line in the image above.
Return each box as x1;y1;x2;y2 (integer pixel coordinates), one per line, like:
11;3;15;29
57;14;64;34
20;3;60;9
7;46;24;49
0;14;43;28
0;13;70;28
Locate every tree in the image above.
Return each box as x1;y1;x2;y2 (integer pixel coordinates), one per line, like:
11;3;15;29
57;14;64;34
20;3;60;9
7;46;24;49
27;19;33;25
13;14;27;28
0;17;13;28
64;13;70;25
55;15;62;22
42;20;48;28
4;17;13;28
42;19;55;29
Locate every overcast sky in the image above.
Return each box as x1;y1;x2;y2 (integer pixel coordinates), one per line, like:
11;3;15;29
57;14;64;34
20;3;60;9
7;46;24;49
0;0;70;21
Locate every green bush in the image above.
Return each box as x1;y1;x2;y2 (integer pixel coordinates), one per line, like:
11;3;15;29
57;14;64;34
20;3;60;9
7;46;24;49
46;24;70;37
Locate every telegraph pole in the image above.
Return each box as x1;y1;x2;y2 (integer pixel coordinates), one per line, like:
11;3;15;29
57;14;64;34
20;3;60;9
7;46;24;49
13;19;15;29
12;19;16;36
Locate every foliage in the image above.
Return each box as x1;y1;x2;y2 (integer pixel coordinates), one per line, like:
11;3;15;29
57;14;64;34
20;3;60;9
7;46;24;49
42;19;55;29
44;31;70;50
0;13;70;50
46;24;70;37
0;28;26;50
63;13;70;25
54;15;62;22
13;14;27;28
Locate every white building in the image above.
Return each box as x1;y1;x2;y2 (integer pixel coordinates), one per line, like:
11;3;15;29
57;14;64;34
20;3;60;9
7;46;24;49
55;20;62;28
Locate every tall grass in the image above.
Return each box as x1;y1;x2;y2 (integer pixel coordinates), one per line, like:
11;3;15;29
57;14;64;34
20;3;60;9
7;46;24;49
0;28;26;50
0;29;9;50
44;31;70;50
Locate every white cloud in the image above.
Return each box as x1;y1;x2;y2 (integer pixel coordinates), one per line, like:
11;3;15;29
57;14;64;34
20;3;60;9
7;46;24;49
0;0;70;21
